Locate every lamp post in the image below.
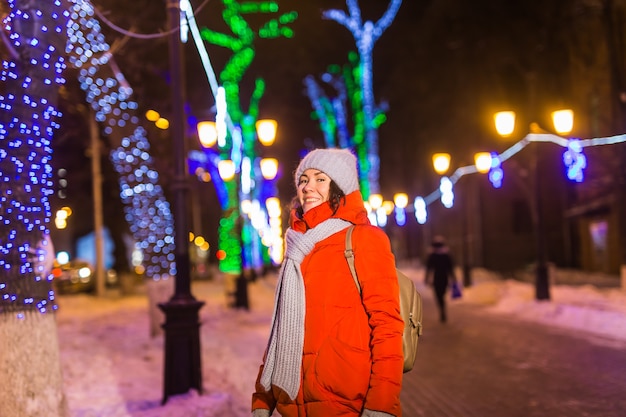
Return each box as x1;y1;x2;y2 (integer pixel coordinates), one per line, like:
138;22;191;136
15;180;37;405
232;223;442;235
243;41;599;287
197;118;279;307
158;0;205;404
494;109;573;301
431;152;477;286
392;193;410;260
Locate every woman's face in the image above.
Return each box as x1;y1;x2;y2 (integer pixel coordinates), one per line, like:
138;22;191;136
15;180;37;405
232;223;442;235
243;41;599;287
297;168;331;213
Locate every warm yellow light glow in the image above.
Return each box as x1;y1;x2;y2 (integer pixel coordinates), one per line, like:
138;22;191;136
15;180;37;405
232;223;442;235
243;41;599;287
200;171;211;182
551;109;574;135
61;206;72;217
155;117;170;130
145;109;160;122
432;153;451;174
382;201;394;215
218;160;236;181
194;236;206;246
393;193;408;209
241;199;252;214
256;119;277;146
369;194;383;210
55;217;67;230
474;152;492;173
260;158;279;180
197;121;218;147
266;197;281;217
195;168;211;183
269;217;282;229
494;111;516;137
189;232;195;242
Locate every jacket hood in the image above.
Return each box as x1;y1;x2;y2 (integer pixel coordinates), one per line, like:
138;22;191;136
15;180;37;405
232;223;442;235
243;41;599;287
290;190;370;233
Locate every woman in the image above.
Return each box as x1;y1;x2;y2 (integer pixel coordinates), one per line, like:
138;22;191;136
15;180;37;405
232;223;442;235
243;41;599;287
252;148;404;417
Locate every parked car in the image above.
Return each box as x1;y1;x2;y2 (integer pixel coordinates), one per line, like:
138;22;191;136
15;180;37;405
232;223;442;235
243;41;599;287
52;260;95;294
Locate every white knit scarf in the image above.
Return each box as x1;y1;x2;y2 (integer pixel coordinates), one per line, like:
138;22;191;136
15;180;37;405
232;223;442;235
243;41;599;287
260;218;352;400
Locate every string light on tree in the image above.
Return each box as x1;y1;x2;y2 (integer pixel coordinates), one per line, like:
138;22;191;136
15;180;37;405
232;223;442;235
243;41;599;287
0;0;69;315
322;0;402;196
66;0;175;280
195;1;295;273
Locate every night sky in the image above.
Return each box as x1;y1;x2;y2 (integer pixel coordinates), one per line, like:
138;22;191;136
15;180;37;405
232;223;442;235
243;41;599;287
53;0;607;263
181;0;581;197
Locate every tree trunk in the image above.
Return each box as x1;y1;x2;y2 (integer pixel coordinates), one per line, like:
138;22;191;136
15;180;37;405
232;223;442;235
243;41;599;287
0;1;70;415
0;313;68;417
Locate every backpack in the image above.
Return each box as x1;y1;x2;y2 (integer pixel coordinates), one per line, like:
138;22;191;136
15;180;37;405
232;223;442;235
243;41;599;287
344;225;423;373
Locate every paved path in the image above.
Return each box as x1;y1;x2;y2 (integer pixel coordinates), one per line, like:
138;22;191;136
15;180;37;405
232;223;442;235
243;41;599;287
401;284;626;417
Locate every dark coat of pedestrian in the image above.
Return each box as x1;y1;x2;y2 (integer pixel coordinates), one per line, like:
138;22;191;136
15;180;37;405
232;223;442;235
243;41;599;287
425;236;457;323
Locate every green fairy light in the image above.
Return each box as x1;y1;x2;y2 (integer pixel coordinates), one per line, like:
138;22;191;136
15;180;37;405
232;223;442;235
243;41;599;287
199;0;296;273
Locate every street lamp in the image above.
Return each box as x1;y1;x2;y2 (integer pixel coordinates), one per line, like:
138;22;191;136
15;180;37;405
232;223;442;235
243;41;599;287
256;119;278;146
196;117;280;307
260;158;279;180
493;111;516;138
158;0;204;405
432;153;451;175
197;121;218;148
391;193;410;260
430;151;493;287
494;109;573;300
552;109;574;135
368;193;384;226
474;152;492;173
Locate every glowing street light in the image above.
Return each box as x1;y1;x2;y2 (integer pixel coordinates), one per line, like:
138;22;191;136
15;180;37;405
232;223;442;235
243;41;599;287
217;159;236;181
474;152;492;173
494;111;516;137
256;119;278;146
551;109;574;135
260;158;278;180
145;109;160;122
393;193;408;209
197;121;218;148
369;193;383;210
155;117;170;130
494;108;574;301
432;153;451;175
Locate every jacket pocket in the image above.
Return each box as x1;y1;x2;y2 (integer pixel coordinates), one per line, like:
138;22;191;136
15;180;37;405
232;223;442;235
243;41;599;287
315;338;370;401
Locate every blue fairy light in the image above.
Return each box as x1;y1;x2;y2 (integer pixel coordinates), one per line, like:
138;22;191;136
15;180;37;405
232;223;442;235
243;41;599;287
488;153;503;189
394;206;407;227
562;139;586;182
66;0;176;279
1;0;68;315
439;177;454;208
414;197;427;225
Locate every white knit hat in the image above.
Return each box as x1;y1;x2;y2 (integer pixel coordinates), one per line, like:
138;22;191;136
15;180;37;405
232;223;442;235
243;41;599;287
295;148;360;195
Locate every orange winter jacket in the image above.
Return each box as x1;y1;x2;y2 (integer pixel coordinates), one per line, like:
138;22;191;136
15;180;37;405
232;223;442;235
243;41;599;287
252;191;404;416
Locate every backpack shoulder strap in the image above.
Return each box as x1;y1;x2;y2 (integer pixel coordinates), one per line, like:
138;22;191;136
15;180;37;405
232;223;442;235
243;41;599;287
344;225;361;294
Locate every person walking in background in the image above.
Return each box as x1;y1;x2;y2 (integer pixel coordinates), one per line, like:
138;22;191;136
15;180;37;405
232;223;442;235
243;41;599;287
425;236;458;323
252;148;404;416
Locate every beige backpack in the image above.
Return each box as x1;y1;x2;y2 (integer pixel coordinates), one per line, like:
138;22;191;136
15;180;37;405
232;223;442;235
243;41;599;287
344;225;423;373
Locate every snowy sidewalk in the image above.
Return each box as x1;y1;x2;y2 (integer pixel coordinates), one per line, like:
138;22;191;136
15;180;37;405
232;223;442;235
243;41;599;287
56;268;626;417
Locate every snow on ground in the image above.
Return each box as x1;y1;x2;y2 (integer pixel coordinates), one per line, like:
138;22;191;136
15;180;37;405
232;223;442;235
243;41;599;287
55;266;626;416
